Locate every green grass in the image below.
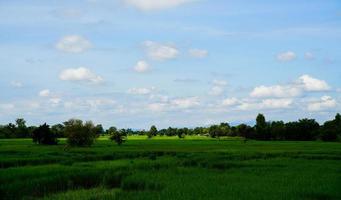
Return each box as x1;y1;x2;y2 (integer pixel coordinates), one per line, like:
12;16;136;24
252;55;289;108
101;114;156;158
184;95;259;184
0;136;340;199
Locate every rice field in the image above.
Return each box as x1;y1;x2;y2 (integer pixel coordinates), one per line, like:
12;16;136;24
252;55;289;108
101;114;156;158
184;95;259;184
0;136;340;200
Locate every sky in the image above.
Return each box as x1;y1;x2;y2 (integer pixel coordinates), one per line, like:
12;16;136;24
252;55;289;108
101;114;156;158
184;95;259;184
0;0;341;129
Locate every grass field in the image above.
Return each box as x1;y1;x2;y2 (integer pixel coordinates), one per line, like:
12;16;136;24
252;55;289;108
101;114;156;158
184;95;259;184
0;136;340;200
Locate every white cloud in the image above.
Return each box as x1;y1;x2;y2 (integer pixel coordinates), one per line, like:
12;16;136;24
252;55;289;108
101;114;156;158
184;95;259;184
39;89;51;97
250;75;330;98
222;98;239;106
297;75;330;91
307;96;337;111
56;35;92;53
171;97;200;108
276;51;296;62
250;85;301;98
304;52;314;60
189;49;208;58
124;0;194;11
49;98;62;106
147;103;167;112
143;41;179;61
134;60;150;73
127;87;155;95
237;98;293;110
212;79;227;86
261;98;293;109
209;86;225;96
11;81;23;88
59;67;103;84
209;79;228;96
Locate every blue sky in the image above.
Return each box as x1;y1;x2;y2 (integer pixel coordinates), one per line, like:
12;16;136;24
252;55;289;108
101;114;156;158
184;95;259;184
0;0;340;128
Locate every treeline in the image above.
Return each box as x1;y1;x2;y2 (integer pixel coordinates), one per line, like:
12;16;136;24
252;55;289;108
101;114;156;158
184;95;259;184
0;114;340;144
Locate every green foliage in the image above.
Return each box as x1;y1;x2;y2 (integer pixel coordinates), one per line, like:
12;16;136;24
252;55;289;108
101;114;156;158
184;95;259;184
256;114;269;140
32;123;58;145
320;113;341;141
64;119;98;147
109;131;126;145
147;125;158;138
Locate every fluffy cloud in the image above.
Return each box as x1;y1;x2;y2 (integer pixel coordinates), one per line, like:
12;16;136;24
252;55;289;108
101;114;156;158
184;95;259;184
124;0;194;11
212;80;227;86
261;98;293;109
297;75;330;91
209;80;228;96
143;41;179;61
59;67;103;84
222;97;239;106
276;51;296;62
307;96;337;111
189;49;208;58
147;97;200;112
147;102;167;112
238;98;293;110
250;85;301;98
209;86;225;96
127;87;155;95
250;75;330;98
171;97;200;108
134;60;150;73
39;89;51;97
56;35;92;53
49;98;62;107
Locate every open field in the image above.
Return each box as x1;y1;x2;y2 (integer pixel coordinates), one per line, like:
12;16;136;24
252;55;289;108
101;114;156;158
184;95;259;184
1;137;340;200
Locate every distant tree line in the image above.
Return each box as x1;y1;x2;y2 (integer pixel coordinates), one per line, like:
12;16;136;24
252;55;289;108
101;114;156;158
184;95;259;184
0;114;340;146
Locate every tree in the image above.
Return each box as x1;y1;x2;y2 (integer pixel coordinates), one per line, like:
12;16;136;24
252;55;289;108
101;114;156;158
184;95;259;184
208;125;223;138
94;124;105;136
255;114;269;140
64;119;97;147
51;124;65;138
109;130;126;145
147;125;158;138
15;118;30;138
32;123;58;145
176;128;185;139
106;126;118;135
269;121;285;140
236;124;254;139
320;113;341;141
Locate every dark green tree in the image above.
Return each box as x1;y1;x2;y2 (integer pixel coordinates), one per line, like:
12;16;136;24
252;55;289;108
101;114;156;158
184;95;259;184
32;123;58;145
109;129;126;145
147;125;158;138
64;119;97;147
255;114;269;140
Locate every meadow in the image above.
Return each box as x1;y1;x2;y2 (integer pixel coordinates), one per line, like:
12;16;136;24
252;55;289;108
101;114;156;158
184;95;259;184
0;136;340;200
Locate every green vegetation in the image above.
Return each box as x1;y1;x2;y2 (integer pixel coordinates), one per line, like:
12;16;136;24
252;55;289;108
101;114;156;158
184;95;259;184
1;137;340;200
1;114;341;142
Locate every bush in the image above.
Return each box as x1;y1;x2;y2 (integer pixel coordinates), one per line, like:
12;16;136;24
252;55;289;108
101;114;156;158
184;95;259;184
32;123;58;145
64;119;97;147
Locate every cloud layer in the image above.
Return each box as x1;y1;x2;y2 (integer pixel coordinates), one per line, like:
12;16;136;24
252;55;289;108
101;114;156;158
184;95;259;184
59;67;103;84
124;0;194;11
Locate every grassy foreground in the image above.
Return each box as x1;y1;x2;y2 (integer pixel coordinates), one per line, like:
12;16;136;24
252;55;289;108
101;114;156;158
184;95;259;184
0;136;340;200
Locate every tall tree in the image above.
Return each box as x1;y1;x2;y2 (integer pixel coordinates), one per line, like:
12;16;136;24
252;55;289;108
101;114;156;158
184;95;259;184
255;114;268;140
